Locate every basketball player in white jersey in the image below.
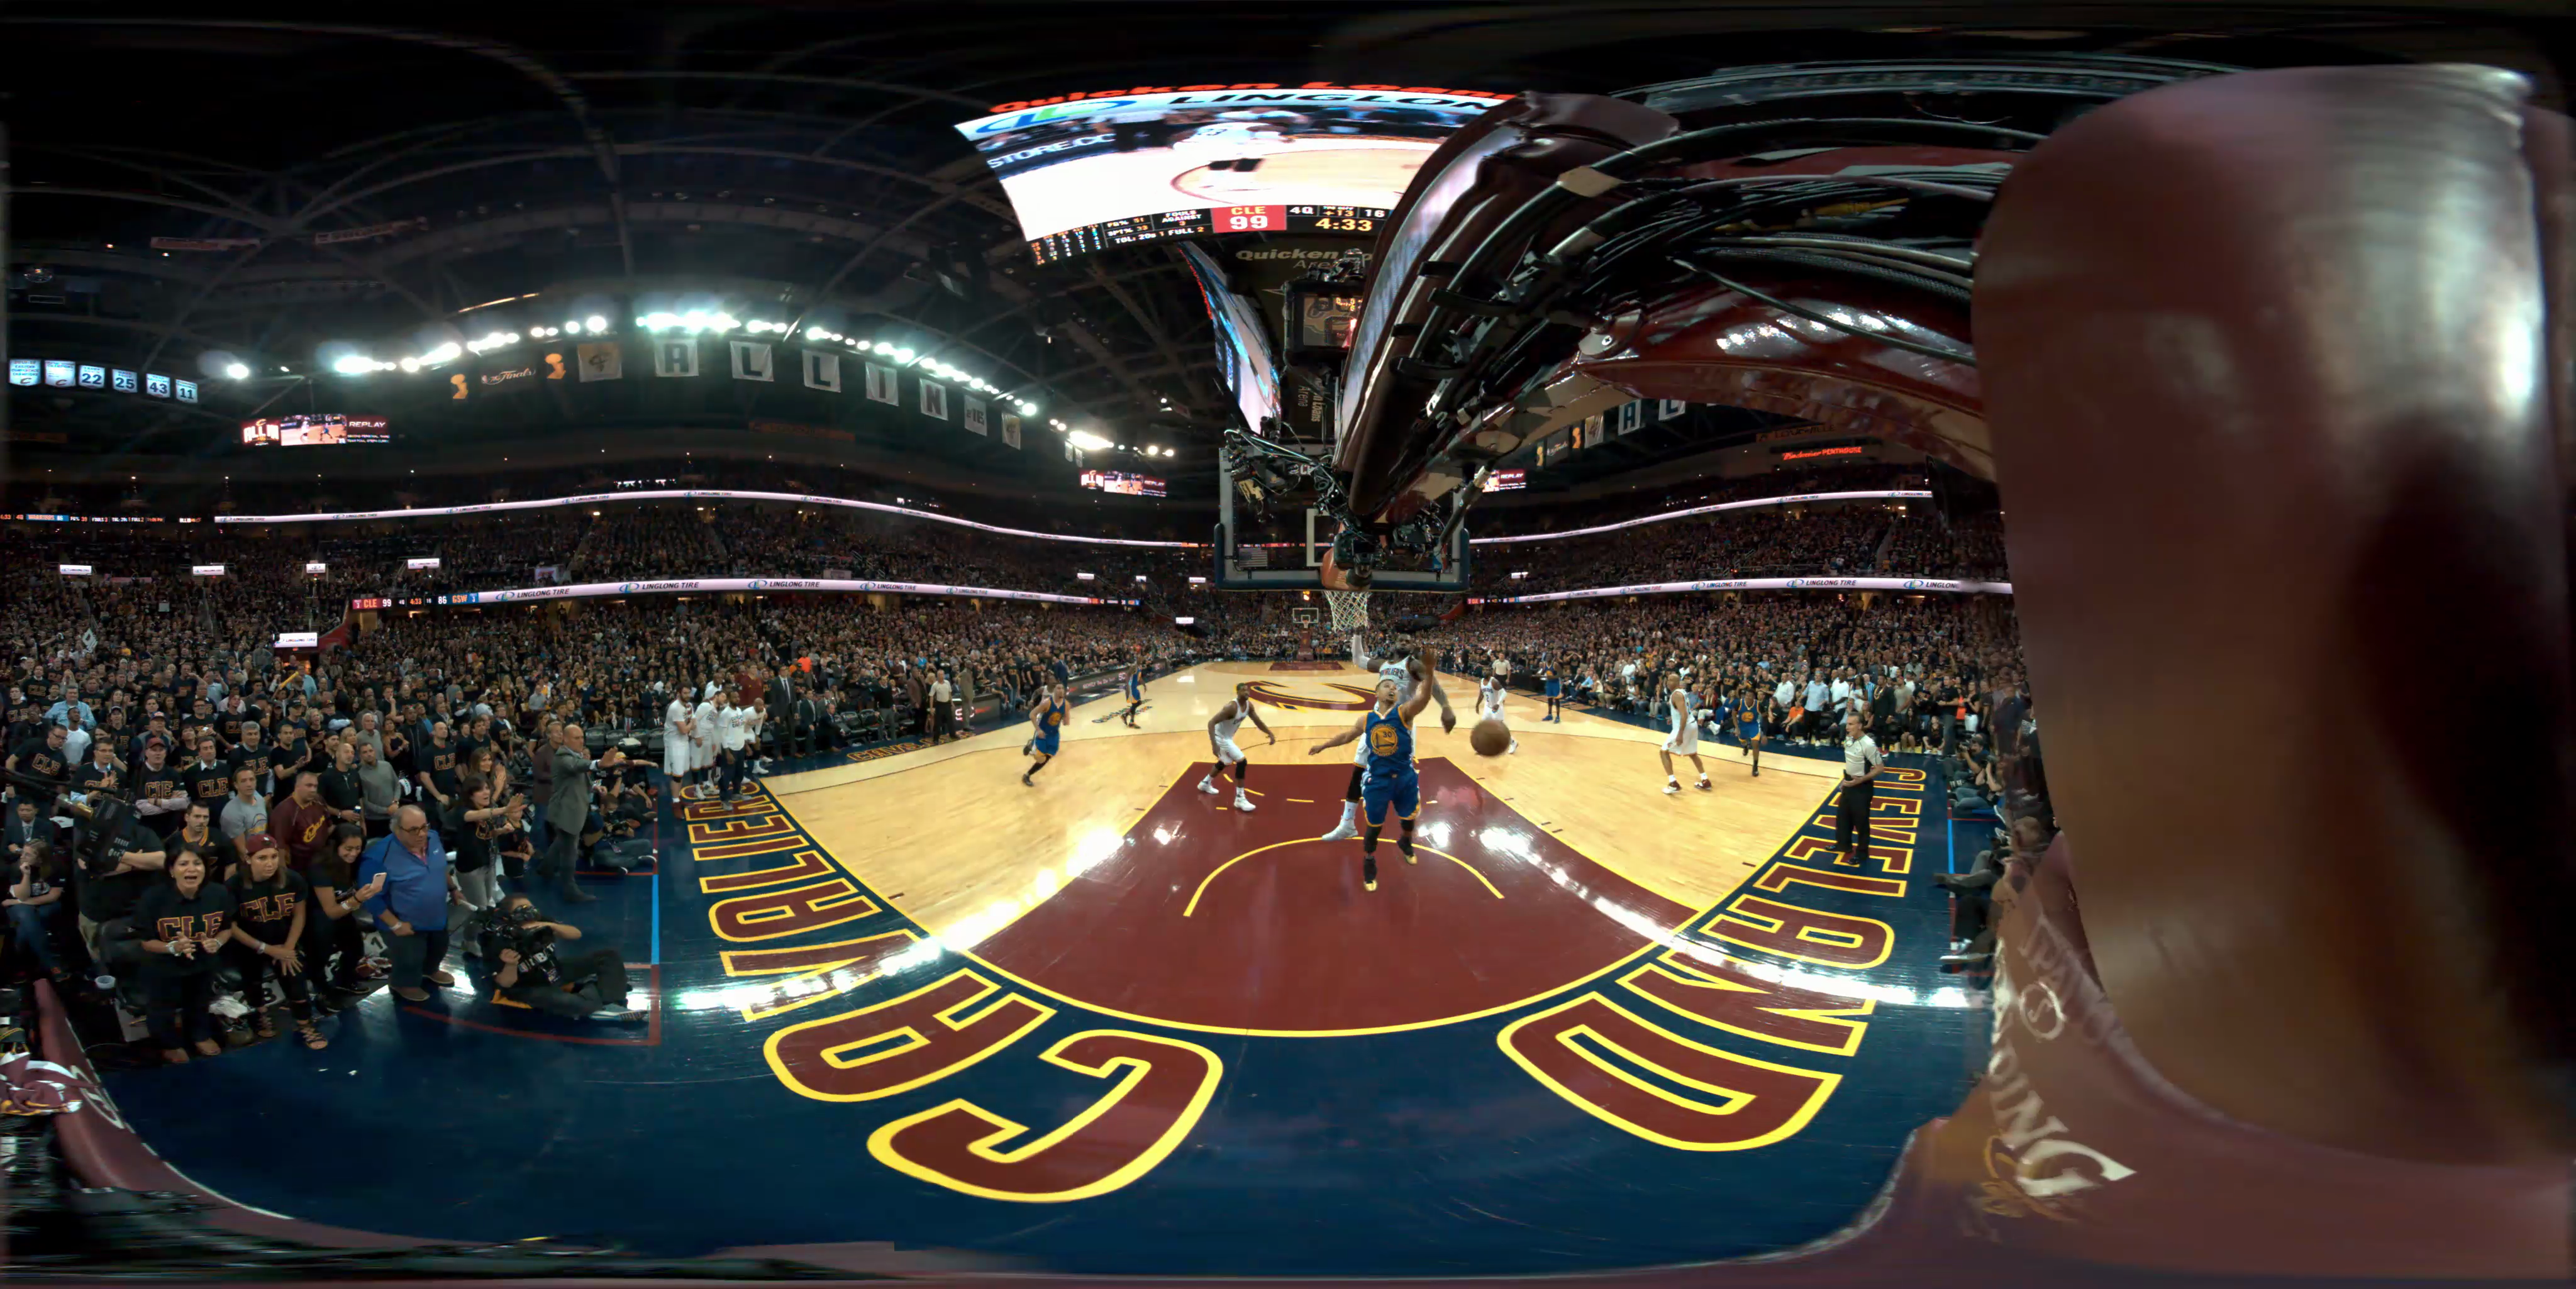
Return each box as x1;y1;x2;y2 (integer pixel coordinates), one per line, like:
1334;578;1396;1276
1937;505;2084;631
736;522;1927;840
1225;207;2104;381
662;686;697;799
1477;675;1517;755
690;684;721;802
1200;682;1273;811
1323;636;1453;841
1660;682;1713;795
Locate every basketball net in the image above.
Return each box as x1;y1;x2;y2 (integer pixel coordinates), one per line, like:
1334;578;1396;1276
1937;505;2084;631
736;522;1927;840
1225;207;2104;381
1326;589;1371;635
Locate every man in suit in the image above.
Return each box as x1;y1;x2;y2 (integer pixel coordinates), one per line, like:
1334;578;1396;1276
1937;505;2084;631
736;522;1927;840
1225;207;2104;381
541;724;598;904
789;690;822;759
764;665;796;772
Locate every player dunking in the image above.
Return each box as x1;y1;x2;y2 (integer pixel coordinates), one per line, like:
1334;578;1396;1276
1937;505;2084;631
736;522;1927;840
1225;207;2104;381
1309;671;1431;892
1321;634;1453;841
1199;683;1273;811
1660;682;1714;794
1477;674;1518;754
1120;661;1148;728
1021;683;1070;787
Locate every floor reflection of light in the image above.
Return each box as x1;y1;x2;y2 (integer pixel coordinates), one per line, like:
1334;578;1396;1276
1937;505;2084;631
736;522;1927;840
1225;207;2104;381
1067;827;1126;877
1421;820;1452;849
1477;820;1981;1012
1152;823;1179;845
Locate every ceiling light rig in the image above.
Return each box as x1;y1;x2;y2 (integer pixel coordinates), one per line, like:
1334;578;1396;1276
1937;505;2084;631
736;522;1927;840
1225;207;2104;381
314;304;1045;418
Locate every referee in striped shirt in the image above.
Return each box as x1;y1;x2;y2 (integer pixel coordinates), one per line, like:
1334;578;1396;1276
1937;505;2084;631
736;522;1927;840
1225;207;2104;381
1835;711;1886;866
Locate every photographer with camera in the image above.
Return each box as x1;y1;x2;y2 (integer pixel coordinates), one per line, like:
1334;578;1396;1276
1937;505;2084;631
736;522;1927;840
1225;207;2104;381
135;848;233;1065
484;893;641;1022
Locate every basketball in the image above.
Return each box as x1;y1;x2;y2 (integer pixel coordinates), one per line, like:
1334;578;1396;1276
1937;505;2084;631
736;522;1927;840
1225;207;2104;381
1470;717;1512;757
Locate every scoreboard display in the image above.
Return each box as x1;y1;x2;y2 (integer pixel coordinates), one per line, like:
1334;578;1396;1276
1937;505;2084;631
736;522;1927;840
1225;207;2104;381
1031;206;1388;265
1080;470;1167;497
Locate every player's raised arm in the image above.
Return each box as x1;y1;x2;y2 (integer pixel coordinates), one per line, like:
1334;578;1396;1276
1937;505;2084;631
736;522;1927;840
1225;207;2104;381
1409;655;1453;731
1309;712;1368;756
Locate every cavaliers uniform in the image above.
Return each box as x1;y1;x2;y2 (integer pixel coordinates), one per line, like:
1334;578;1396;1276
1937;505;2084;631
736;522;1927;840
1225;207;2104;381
227;866;316;1024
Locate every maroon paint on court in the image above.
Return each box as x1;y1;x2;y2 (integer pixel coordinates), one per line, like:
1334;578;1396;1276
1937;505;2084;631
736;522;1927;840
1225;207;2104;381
974;760;1694;1032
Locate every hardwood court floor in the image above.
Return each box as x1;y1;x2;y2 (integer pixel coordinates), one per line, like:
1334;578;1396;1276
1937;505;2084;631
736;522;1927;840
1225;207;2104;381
770;661;1831;955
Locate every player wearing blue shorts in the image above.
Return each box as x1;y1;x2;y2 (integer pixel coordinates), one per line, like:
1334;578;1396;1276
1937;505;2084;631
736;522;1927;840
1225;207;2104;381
1021;685;1069;787
1541;666;1563;722
1309;672;1430;892
1732;685;1765;777
1120;664;1146;729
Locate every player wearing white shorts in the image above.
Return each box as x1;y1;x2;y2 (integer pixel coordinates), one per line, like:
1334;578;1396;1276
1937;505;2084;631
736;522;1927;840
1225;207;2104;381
1199;682;1274;811
1478;677;1517;755
1660;683;1713;794
1323;636;1453;841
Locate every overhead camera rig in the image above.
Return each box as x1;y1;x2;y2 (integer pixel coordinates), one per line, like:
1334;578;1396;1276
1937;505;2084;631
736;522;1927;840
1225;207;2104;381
1220;424;1465;590
1329;58;2236;527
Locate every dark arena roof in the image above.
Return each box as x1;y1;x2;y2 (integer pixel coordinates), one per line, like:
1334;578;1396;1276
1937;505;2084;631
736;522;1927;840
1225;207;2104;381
2;3;2571;1286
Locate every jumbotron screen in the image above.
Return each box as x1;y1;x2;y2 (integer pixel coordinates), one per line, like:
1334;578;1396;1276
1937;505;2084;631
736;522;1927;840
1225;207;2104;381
1080;470;1167;497
955;86;1508;264
242;413;390;447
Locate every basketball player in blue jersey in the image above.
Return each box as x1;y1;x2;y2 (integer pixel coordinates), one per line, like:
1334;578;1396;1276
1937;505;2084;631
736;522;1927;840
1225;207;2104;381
1119;662;1147;729
1731;684;1765;777
1323;638;1453;841
1021;684;1070;787
1309;671;1432;892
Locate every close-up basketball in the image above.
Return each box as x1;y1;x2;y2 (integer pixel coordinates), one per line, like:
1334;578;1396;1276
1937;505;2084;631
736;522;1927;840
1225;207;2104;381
1470;716;1511;756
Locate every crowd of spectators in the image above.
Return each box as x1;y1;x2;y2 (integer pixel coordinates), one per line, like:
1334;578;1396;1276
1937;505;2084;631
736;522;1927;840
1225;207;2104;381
1475;506;1893;594
3;460;2036;1046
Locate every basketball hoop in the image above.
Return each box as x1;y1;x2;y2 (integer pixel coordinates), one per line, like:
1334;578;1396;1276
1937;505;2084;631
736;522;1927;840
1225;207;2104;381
1326;589;1370;633
1318;546;1370;632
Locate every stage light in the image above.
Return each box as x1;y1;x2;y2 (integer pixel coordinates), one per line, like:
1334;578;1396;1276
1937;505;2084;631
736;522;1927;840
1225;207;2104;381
585;316;607;333
224;363;250;379
1068;429;1112;451
331;355;377;375
894;348;916;363
1018;401;1038;416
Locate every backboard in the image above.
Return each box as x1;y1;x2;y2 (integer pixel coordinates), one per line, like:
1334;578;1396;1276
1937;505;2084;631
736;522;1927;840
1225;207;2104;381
1214;485;1469;594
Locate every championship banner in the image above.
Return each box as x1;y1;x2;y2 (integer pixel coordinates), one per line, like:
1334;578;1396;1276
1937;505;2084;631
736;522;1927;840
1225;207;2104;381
1000;413;1022;448
439;575;1129;608
1472;490;1936;545
1473;575;2014;605
962;396;989;436
577;342;623;382
149;236;262;252
802;350;841;392
864;362;897;404
479;363;540;394
730;340;774;382
653;338;699;378
313;217;428;246
919;379;949;421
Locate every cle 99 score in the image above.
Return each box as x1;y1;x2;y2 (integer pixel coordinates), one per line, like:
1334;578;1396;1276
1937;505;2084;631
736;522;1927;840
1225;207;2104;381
1218;206;1286;232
